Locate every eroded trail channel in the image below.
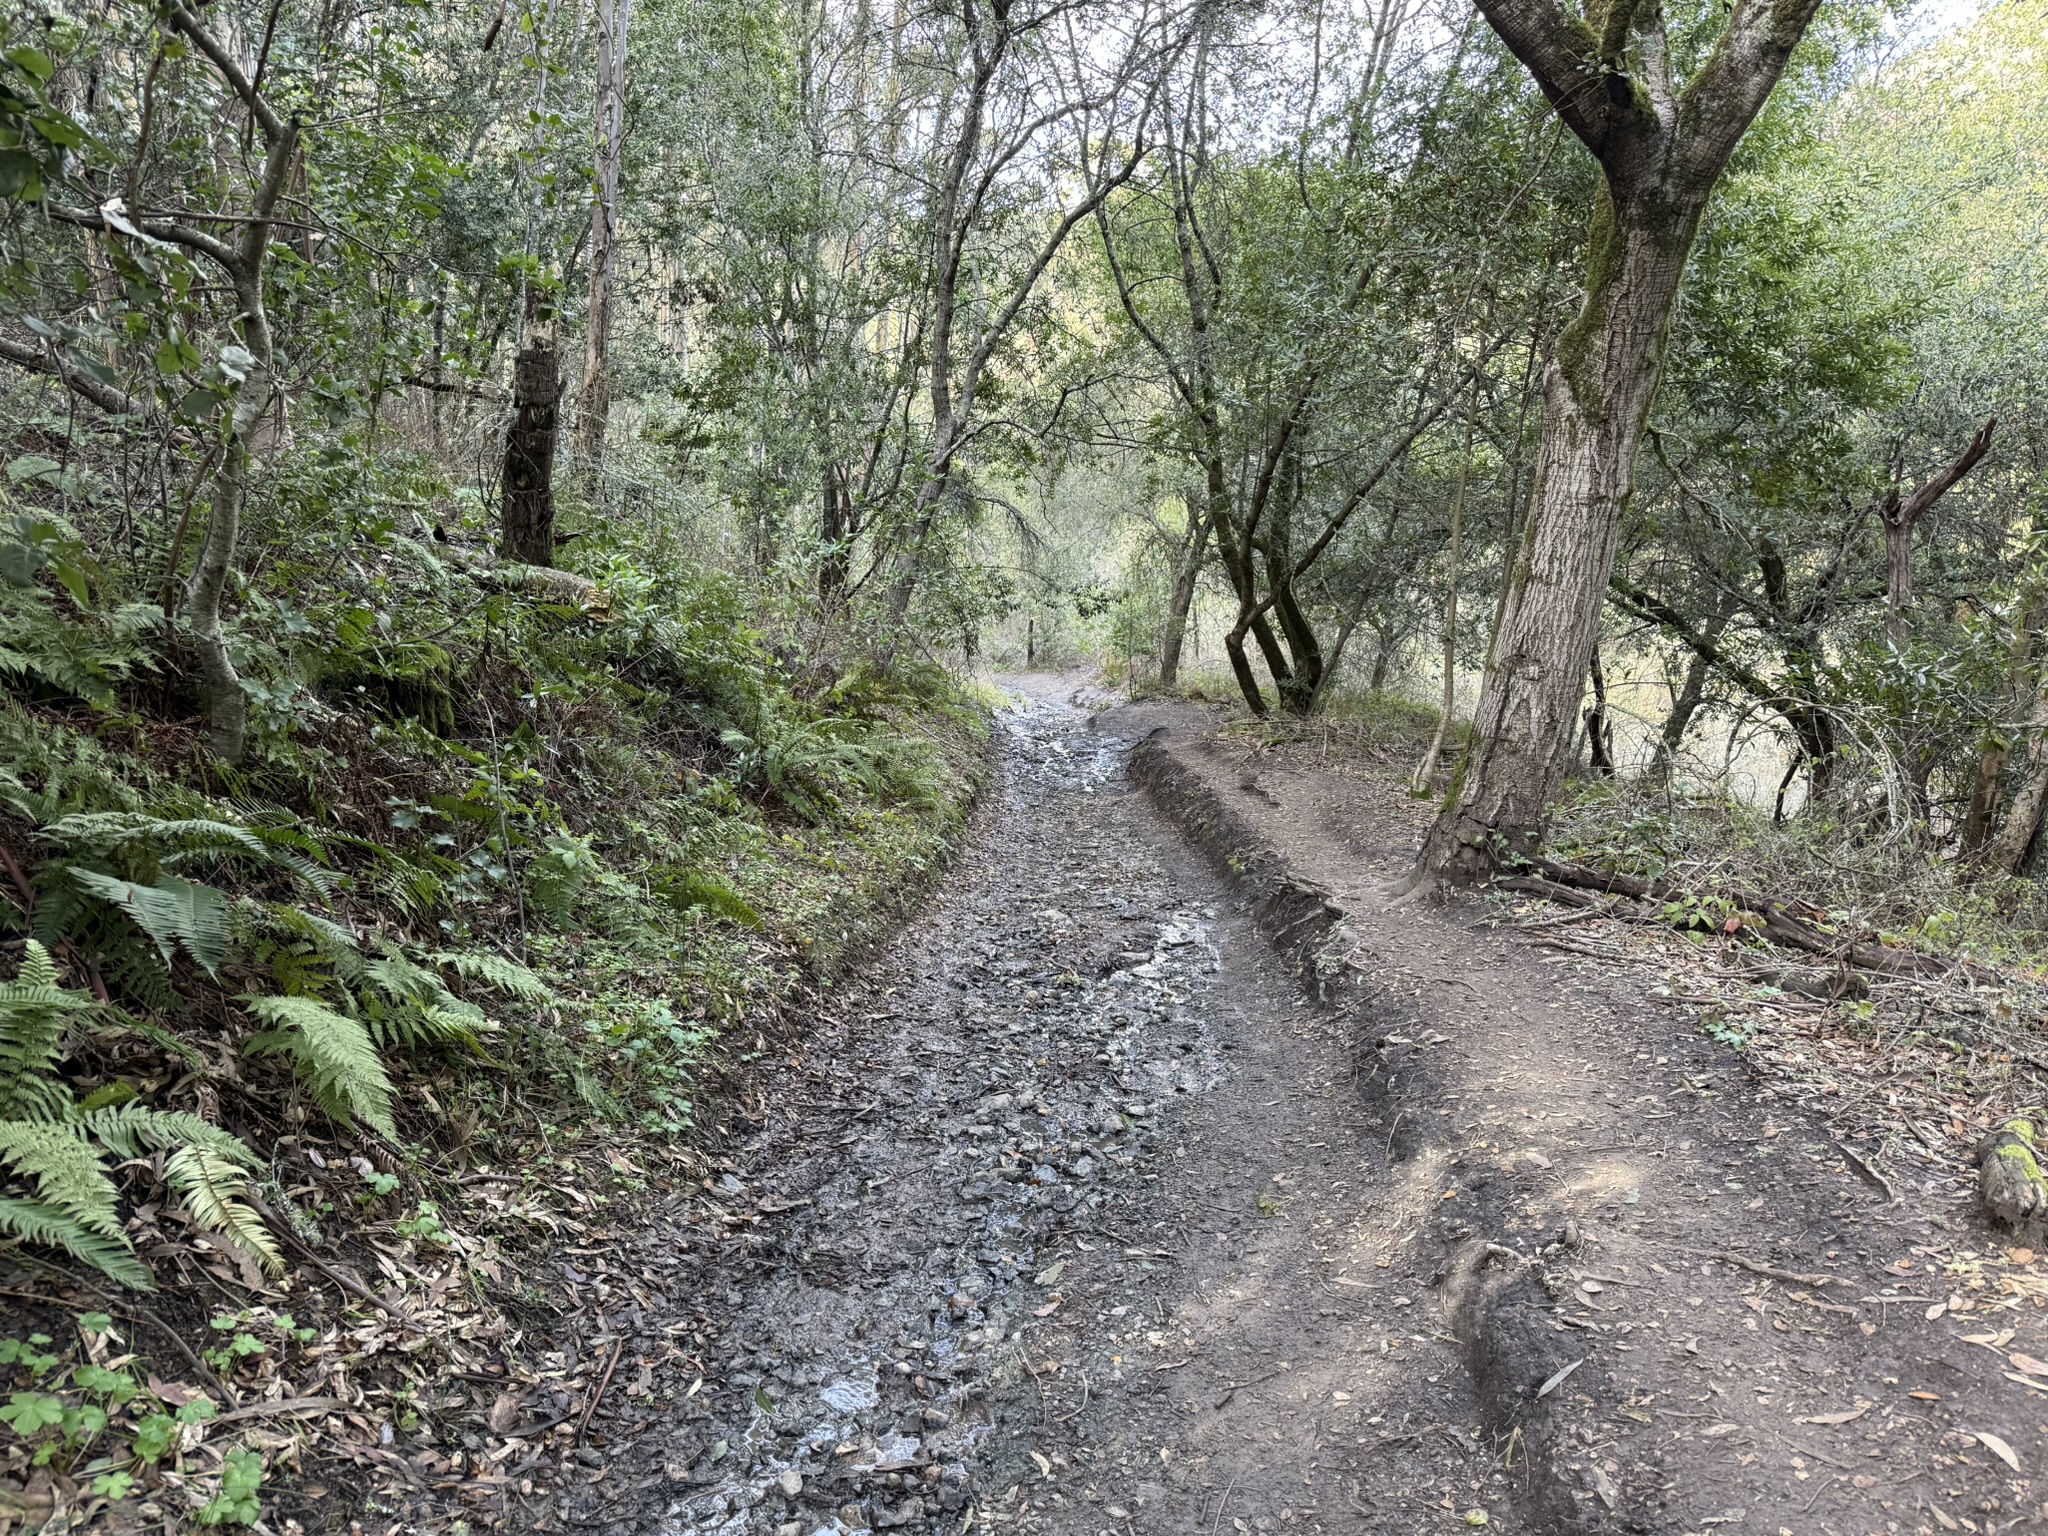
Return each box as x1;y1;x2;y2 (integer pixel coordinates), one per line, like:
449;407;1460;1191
574;680;1513;1536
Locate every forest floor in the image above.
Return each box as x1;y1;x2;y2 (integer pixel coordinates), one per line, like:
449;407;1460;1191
491;677;2048;1536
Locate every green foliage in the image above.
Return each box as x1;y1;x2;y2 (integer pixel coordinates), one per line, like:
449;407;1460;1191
242;994;398;1140
0;942;271;1286
195;1447;264;1525
67;869;230;977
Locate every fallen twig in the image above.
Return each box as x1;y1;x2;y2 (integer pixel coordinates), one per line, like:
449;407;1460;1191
1689;1248;1843;1288
574;1336;627;1447
1835;1140;1898;1203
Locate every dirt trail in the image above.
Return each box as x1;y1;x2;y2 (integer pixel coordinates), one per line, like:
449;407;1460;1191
547;683;2048;1536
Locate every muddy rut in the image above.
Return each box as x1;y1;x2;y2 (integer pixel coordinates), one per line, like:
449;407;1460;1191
554;678;2044;1536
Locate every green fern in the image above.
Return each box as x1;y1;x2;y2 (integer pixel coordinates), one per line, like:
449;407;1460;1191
0;1196;152;1288
0;587;155;711
67;869;230;977
164;1146;281;1275
0;939;88;1117
425;949;554;1006
0;941;270;1288
0;1119;120;1234
42;813;266;872
242;995;397;1139
78;1103;256;1165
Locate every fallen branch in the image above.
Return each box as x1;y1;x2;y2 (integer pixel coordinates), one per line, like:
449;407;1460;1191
1515;857;1957;980
1687;1247;1844;1289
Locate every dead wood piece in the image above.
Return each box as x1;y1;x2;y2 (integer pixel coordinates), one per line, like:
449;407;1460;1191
1978;1115;2048;1235
1522;857;1952;980
1688;1248;1843;1288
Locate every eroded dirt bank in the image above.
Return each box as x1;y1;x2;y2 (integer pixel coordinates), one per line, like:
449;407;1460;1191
531;681;2048;1536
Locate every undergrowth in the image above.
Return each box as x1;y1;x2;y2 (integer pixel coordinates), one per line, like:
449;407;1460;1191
1547;775;2048;967
0;440;987;1292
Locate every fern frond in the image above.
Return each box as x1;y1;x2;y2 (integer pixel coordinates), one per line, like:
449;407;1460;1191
68;868;230;977
0;939;89;1118
247;826;340;900
426;949;555;1006
0;1119;118;1234
78;1104;257;1166
266;906;365;981
363;949;446;1008
0;1195;152;1288
241;995;397;1139
163;1146;282;1275
41;812;267;866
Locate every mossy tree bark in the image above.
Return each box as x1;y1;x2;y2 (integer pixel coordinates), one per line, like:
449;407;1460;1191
1407;0;1826;888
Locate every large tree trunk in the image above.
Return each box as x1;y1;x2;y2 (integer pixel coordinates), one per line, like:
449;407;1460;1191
1411;185;1701;882
1403;0;1825;891
500;340;562;565
574;0;632;485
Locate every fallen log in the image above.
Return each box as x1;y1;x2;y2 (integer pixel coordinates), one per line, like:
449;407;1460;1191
1508;856;1956;980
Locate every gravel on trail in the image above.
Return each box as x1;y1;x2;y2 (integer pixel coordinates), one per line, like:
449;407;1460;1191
563;677;1510;1536
546;677;2048;1536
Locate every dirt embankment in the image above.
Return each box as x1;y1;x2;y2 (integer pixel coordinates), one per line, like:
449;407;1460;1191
1128;710;2048;1536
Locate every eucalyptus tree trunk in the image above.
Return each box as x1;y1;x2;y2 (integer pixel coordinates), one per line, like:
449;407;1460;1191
574;0;633;484
1406;0;1825;889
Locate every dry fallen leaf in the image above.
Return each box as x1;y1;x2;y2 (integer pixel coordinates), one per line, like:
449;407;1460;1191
2010;1352;2048;1378
1029;1451;1054;1477
1701;1423;1741;1438
1908;1391;1941;1401
1972;1431;2022;1473
1794;1401;1871;1426
487;1390;524;1435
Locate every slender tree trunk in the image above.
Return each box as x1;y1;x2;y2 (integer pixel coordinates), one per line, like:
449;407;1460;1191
1962;607;2035;859
1645;611;1724;784
574;0;631;486
1584;643;1615;775
1414;410;1475;791
179;109;300;763
1159;505;1210;690
500;338;562;565
1369;623;1396;692
1987;698;2048;878
819;466;851;599
1880;418;1997;647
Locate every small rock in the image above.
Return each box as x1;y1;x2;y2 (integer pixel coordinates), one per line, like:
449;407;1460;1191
778;1469;804;1499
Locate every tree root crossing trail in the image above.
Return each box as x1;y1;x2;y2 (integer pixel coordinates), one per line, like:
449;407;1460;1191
571;679;2036;1536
